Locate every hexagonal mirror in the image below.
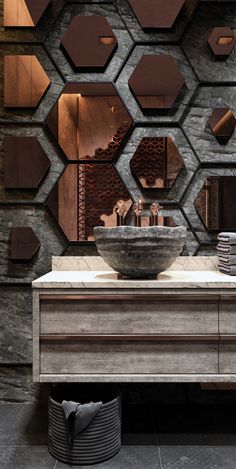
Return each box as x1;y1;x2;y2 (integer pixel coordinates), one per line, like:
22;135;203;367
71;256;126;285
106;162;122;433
130;136;184;195
46;163;132;242
194;176;236;231
46;83;133;161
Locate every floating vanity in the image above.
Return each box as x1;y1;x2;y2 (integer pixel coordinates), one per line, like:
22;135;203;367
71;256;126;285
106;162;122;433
32;256;236;383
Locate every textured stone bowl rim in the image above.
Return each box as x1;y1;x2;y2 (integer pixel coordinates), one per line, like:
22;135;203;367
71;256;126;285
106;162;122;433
94;225;187;241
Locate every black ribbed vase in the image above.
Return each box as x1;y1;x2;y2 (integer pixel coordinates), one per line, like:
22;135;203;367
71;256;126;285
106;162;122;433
48;395;121;465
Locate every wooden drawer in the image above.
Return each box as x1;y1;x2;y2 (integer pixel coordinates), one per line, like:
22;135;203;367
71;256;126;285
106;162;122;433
219;296;236;334
40;295;218;336
40;336;218;375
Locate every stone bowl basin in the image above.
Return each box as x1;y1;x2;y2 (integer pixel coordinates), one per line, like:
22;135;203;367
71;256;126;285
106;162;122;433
94;225;187;278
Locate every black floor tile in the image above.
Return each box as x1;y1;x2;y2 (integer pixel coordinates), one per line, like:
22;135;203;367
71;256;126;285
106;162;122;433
159;445;236;469
0;446;55;469
56;446;161;469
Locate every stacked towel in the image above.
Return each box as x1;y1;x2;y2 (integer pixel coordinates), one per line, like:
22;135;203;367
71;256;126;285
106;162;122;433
217;232;236;276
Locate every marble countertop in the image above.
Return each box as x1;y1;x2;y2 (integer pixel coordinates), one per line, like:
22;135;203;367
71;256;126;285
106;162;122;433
32;269;236;289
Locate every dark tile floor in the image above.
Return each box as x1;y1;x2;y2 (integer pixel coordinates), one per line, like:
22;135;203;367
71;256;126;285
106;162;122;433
1;389;236;468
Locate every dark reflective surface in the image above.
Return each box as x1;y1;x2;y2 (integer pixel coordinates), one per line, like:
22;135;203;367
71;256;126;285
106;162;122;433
194;176;236;231
46;83;132;161
130;137;184;191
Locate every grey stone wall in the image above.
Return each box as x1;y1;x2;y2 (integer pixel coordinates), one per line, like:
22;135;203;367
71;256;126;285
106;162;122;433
0;0;235;399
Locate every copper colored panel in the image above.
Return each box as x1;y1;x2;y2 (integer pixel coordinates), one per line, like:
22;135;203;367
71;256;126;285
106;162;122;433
46;83;132;161
128;55;185;111
130;137;184;191
4;136;51;190
194;176;236;231
4;0;50;27
4;55;51;108
128;0;185;29
10;227;40;260
46;163;131;242
61;16;117;71
208;27;236;57
208;108;236;144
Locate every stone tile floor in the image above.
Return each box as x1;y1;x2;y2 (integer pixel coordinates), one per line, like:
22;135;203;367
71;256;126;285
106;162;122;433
1;400;236;468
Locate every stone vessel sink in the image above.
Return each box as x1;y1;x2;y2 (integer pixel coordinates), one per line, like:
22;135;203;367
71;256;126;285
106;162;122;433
94;225;186;278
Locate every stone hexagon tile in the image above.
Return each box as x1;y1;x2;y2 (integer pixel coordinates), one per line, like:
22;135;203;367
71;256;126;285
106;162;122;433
116;126;198;203
0;44;64;123
182;2;236;82
116;0;198;43
182;86;236;163
0;206;65;283
0;287;32;363
182;167;236;244
0;125;65;203
115;45;198;124
0;0;64;43
45;3;133;82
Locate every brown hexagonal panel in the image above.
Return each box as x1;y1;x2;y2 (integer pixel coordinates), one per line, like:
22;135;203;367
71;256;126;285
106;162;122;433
194;176;236;231
128;55;185;111
47;163;132;241
128;0;185;30
4;55;51;108
208;27;236;58
208;108;236;144
4;0;51;27
46;83;132;161
10;227;40;260
61;16;117;71
4;136;51;190
130;137;184;195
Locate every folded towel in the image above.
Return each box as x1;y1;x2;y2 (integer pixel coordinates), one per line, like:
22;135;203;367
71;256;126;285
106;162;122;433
62;400;102;446
218;254;236;264
218;265;236;276
217;243;236;254
218;232;236;245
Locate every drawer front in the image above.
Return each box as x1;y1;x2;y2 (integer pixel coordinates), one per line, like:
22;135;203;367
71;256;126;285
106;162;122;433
220;338;236;373
40;295;218;336
219;298;236;334
40;338;218;375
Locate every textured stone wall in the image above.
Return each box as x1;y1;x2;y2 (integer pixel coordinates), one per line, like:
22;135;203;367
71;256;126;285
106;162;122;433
0;0;235;399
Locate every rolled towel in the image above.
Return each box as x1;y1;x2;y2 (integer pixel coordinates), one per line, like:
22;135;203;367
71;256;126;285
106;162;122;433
218;254;236;264
218;265;236;276
218;232;236;245
217;243;236;254
62;400;102;446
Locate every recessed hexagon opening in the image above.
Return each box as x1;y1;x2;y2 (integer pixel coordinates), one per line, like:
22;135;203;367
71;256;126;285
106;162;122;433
128;55;185;113
128;0;185;30
46;83;133;161
208;108;236;144
194;176;236;231
208;27;236;58
46;163;132;242
130;136;184;196
61;16;117;71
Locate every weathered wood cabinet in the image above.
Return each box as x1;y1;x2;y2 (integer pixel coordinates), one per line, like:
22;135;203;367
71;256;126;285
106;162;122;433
32;257;236;383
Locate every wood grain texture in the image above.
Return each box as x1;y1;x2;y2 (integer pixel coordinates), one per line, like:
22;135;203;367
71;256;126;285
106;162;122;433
40;340;218;374
58;164;78;241
4;56;50;108
58;93;78;160
40;297;218;335
4;0;34;27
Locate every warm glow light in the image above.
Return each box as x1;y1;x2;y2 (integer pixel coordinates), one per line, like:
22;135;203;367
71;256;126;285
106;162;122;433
77;93;81;98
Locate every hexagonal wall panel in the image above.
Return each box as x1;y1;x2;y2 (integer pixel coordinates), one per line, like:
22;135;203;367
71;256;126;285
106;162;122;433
128;55;185;111
4;136;51;190
4;55;50;108
208;108;236;144
4;0;51;27
128;0;185;30
46;83;133;161
61;16;117;71
208;27;236;58
130;137;184;193
10;227;40;260
46;163;132;242
116;45;197;123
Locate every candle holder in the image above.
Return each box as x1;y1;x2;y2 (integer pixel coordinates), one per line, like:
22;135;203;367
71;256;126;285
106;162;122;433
133;200;143;227
149;202;163;226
